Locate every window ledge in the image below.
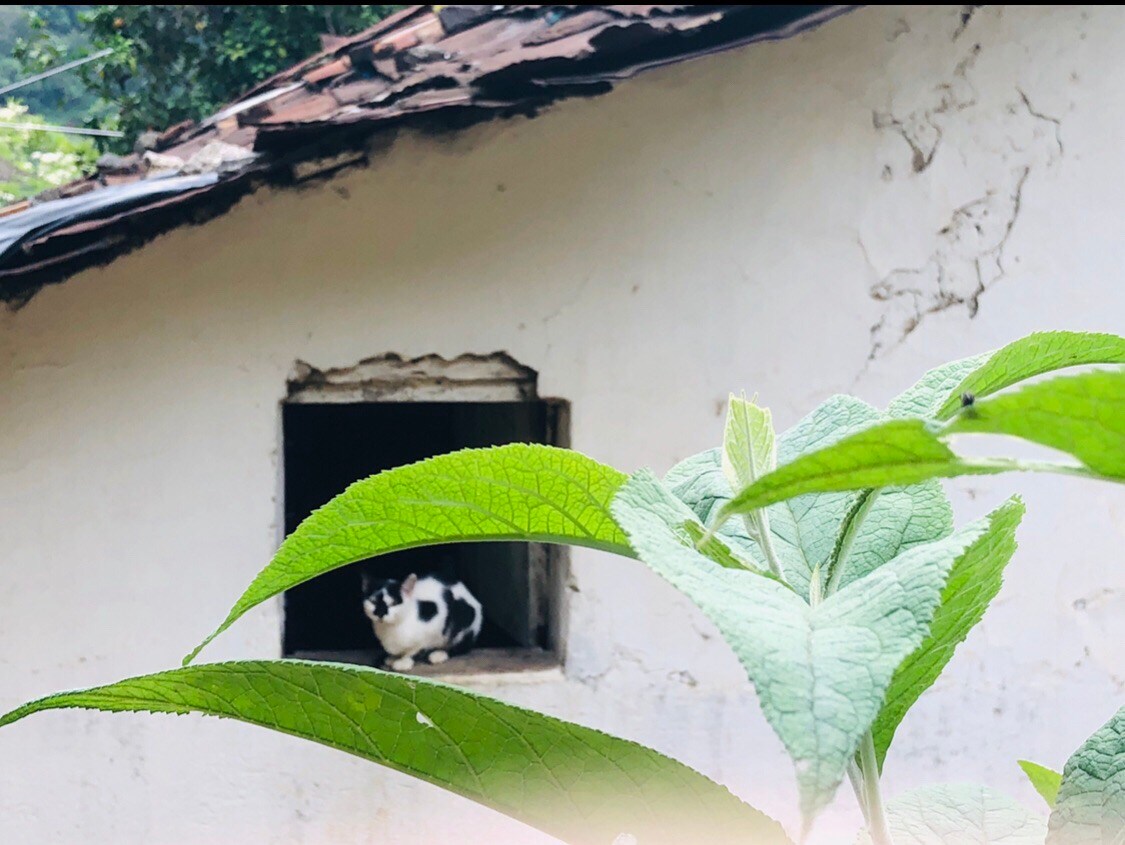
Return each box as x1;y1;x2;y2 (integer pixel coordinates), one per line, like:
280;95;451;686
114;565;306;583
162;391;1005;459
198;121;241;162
289;647;563;686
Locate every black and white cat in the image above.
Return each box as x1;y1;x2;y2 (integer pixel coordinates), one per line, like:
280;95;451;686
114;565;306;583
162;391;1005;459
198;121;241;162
361;572;483;672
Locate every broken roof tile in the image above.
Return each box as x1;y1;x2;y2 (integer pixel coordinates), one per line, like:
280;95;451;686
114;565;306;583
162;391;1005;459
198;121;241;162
258;93;342;125
0;4;855;304
302;57;353;86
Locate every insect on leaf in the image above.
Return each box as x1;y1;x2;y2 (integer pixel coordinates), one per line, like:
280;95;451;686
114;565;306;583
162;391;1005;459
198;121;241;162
934;331;1125;420
944;369;1125;479
888;352;993;419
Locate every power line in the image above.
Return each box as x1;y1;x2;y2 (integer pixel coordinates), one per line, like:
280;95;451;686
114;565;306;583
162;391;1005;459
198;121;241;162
0;48;114;97
0;121;124;138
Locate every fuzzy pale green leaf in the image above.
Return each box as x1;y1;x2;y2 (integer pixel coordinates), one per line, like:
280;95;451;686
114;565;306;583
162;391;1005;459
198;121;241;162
945;369;1125;478
1020;760;1062;809
828;481;953;592
935;331;1125;419
857;784;1046;844
717;392;1120;525
187;444;633;663
887;332;1125;420
766;396;882;595
612;470;978;829
717;419;1010;522
872;498;1024;768
1047;706;1125;843
722;395;776;491
681;521;766;573
722;395;783;575
671;396;950;598
0;661;790;845
888;352;993;419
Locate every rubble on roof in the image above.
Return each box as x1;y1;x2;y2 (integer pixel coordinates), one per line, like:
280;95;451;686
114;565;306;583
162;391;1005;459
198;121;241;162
0;4;854;305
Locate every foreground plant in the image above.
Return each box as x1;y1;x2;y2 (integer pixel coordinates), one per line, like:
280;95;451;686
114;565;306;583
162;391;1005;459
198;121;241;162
3;330;1124;844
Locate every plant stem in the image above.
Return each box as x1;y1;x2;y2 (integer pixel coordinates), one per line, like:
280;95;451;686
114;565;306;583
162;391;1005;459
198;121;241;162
753;511;785;580
847;759;868;819
856;730;893;845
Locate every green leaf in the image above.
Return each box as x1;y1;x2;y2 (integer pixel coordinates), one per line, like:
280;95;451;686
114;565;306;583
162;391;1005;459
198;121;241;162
722;395;783;575
0;661;792;845
1047;706;1125;844
187;444;633;664
945;369;1125;478
681;520;766;573
767;396;884;595
667;396;879;532
827;481;953;592
717;419;1009;522
935;331;1125;419
611;470;980;829
871;498;1024;767
887;332;1125;420
888;352;993;419
717;390;1119;527
1019;760;1062;809
857;783;1047;844
671;395;946;598
722;394;776;491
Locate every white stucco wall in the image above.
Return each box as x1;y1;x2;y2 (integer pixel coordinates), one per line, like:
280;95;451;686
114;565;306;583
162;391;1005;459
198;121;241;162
1;6;1123;843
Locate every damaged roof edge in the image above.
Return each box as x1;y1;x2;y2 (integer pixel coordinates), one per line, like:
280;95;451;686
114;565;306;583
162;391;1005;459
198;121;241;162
0;5;857;307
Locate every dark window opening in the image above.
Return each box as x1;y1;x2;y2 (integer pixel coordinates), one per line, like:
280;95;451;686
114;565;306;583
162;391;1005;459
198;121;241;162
281;399;566;671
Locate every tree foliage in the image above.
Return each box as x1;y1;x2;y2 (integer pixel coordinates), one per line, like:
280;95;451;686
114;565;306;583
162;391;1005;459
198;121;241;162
0;6;101;126
15;5;401;152
0;100;97;204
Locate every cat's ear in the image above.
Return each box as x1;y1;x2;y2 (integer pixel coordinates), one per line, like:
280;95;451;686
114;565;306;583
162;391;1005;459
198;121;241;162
402;573;418;596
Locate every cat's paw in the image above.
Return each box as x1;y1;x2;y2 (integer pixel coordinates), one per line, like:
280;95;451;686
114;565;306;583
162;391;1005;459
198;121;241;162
390;655;415;672
427;650;449;665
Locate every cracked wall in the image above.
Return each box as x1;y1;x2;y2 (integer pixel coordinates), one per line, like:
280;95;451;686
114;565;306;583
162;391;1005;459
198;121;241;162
1;7;1123;845
861;7;1067;359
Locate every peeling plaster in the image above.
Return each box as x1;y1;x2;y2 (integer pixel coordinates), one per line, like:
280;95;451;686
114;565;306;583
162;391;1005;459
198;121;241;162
286;351;539;403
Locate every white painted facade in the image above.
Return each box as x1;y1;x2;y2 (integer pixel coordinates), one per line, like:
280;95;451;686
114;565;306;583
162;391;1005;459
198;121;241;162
1;6;1123;843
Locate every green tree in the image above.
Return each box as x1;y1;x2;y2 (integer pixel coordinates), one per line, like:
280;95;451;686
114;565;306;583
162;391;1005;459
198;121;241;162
0;100;97;203
16;5;402;152
0;6;101;127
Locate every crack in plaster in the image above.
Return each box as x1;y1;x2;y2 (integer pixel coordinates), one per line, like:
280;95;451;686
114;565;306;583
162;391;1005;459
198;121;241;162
865;167;1030;360
1018;87;1065;157
863;34;1066;360
542;274;593;326
872;45;980;175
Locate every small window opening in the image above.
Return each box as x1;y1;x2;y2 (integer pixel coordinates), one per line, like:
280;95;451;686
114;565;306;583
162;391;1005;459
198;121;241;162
281;353;567;676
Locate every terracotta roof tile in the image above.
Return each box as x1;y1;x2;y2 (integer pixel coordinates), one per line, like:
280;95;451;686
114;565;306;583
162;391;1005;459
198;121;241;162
0;4;855;304
302;57;353;85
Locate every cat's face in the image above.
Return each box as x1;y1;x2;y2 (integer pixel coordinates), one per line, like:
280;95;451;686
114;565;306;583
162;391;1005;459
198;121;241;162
362;574;416;623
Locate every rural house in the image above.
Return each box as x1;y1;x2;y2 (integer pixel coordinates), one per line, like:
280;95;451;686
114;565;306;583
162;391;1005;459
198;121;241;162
1;6;1122;843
